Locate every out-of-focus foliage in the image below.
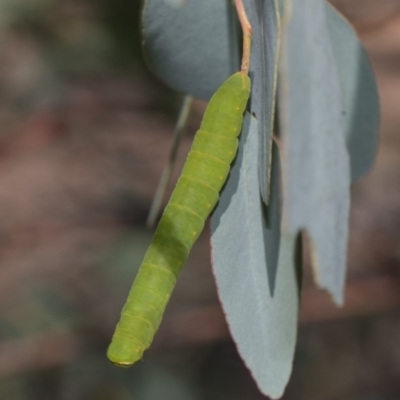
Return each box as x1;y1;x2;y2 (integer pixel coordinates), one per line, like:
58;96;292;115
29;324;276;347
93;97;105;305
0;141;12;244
0;1;207;398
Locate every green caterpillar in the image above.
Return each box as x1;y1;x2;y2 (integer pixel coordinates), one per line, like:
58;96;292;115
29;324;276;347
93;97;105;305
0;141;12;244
107;71;251;366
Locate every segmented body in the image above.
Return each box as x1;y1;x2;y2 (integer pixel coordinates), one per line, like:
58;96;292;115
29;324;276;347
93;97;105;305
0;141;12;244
107;71;251;366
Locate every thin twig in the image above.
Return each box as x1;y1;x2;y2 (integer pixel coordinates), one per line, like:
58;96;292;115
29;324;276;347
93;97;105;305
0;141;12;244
146;95;194;228
234;0;252;75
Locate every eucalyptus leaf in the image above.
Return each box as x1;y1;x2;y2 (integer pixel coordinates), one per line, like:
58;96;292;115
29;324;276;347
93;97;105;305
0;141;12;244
280;0;350;304
142;0;280;203
142;0;239;100
326;4;379;182
211;113;300;399
243;0;280;206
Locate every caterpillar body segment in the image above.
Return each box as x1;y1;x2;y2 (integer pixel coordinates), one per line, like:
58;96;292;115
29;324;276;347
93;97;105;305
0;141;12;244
107;71;251;366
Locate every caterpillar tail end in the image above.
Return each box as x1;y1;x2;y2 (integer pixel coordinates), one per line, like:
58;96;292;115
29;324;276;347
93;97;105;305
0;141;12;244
106;338;144;367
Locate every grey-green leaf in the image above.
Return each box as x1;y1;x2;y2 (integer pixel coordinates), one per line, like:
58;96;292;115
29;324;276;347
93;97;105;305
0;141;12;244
142;0;239;100
243;0;281;207
279;0;351;304
210;113;300;399
142;0;281;203
327;4;379;182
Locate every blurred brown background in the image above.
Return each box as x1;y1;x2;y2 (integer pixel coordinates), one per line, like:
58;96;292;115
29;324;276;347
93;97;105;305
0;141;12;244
0;1;400;399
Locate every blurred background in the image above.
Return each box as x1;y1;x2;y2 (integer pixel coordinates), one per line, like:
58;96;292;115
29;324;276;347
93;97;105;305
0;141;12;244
0;0;400;399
